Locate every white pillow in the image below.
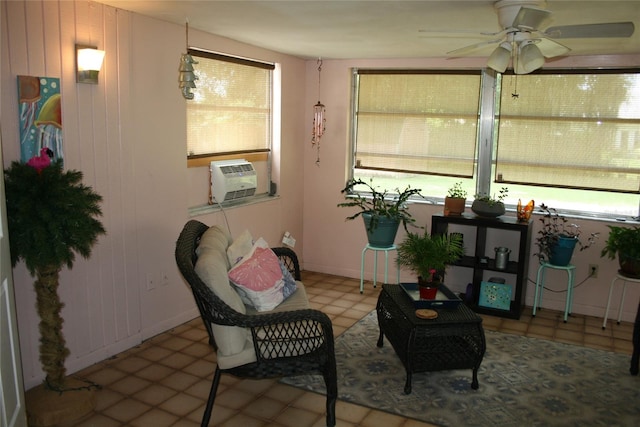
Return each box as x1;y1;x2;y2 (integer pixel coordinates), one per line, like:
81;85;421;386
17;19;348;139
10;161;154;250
227;229;254;266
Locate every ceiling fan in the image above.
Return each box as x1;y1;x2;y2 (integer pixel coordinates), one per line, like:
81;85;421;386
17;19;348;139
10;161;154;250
426;0;635;74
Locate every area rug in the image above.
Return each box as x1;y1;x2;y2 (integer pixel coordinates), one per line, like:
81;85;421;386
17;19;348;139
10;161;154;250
281;311;640;427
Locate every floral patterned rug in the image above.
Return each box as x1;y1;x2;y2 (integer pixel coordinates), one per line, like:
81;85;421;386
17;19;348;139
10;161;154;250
281;311;640;427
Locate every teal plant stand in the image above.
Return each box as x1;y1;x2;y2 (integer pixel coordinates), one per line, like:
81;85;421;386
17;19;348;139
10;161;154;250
533;262;576;322
360;244;400;293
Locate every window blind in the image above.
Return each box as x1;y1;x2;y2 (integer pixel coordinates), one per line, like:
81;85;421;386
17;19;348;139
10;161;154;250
496;71;640;193
354;70;481;178
186;49;274;157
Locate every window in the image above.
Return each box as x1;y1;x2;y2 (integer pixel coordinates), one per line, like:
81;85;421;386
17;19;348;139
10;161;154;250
186;50;276;208
354;70;480;179
497;72;640;193
186;49;274;160
350;68;640;219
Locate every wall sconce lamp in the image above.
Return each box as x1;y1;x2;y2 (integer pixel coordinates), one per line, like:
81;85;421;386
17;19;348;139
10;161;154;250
76;45;105;84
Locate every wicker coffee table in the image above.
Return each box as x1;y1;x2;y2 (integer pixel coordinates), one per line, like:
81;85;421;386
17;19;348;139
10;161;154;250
376;283;486;394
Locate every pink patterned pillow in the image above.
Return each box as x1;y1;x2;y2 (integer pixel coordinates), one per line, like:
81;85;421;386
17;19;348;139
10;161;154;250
228;240;285;311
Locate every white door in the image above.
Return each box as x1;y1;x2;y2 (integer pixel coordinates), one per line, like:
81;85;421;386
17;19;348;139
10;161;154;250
0;131;27;426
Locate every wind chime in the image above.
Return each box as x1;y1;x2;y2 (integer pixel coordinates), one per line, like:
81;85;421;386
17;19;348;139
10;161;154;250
311;58;326;166
179;21;198;100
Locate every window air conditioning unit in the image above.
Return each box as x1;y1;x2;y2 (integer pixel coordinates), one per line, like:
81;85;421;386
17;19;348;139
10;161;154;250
210;159;257;202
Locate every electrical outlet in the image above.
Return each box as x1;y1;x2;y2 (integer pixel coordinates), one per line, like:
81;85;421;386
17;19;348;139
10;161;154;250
589;264;599;278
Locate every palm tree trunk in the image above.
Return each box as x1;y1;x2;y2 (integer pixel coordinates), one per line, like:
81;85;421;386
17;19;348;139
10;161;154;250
35;265;70;390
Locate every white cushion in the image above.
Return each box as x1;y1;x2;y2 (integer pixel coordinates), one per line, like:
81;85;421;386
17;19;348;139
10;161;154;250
246;280;309;315
196;225;232;257
194;227;257;368
227;229;254;266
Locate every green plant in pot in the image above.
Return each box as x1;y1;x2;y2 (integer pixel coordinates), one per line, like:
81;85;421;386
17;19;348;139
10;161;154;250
444;181;467;216
338;178;423;247
4;156;106;393
601;225;640;278
397;230;464;298
471;187;508;218
535;203;598;266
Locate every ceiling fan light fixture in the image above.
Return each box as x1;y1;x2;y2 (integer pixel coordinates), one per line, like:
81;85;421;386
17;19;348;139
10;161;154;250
517;41;545;74
487;42;512;73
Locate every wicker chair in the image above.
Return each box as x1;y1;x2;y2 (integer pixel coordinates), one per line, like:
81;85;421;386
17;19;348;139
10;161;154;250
175;220;337;426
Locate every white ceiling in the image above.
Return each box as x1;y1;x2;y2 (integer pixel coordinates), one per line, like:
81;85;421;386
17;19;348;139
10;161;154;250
97;0;640;60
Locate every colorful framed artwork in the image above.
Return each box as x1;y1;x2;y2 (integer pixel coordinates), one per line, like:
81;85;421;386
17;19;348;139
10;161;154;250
17;76;63;163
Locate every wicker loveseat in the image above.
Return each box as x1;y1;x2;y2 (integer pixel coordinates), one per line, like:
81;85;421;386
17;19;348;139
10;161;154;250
175;220;337;426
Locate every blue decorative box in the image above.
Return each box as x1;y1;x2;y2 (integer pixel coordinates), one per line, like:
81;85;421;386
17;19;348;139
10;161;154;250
478;281;512;310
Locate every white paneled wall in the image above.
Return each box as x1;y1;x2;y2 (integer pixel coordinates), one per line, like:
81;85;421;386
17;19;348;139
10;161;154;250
1;0;307;389
1;0;145;389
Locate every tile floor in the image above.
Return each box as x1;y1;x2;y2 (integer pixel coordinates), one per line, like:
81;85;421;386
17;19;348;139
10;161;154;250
62;271;635;427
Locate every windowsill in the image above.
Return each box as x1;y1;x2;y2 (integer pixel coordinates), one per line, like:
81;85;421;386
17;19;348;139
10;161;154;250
188;193;279;217
346;193;640;224
369;195;639;225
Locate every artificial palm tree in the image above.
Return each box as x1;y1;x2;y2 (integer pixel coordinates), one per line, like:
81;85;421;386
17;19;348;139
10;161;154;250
4;157;105;391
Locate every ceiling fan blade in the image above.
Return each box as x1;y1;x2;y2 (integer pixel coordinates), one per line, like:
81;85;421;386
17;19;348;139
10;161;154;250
544;22;635;39
536;37;571;58
446;39;502;56
418;29;504;38
511;7;552;31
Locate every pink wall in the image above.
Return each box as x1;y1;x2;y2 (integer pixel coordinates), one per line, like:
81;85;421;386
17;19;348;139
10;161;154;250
1;0;306;389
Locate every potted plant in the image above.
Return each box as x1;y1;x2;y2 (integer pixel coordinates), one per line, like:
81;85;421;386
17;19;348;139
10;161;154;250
397;230;464;298
535;203;599;266
444;181;467;216
601;225;640;278
4;155;105;401
338;178;423;247
471;187;508;218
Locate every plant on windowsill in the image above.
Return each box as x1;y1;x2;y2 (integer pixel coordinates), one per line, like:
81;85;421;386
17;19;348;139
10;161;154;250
444;181;467;216
600;225;640;278
471;187;508;218
535;203;599;266
338;178;423;247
